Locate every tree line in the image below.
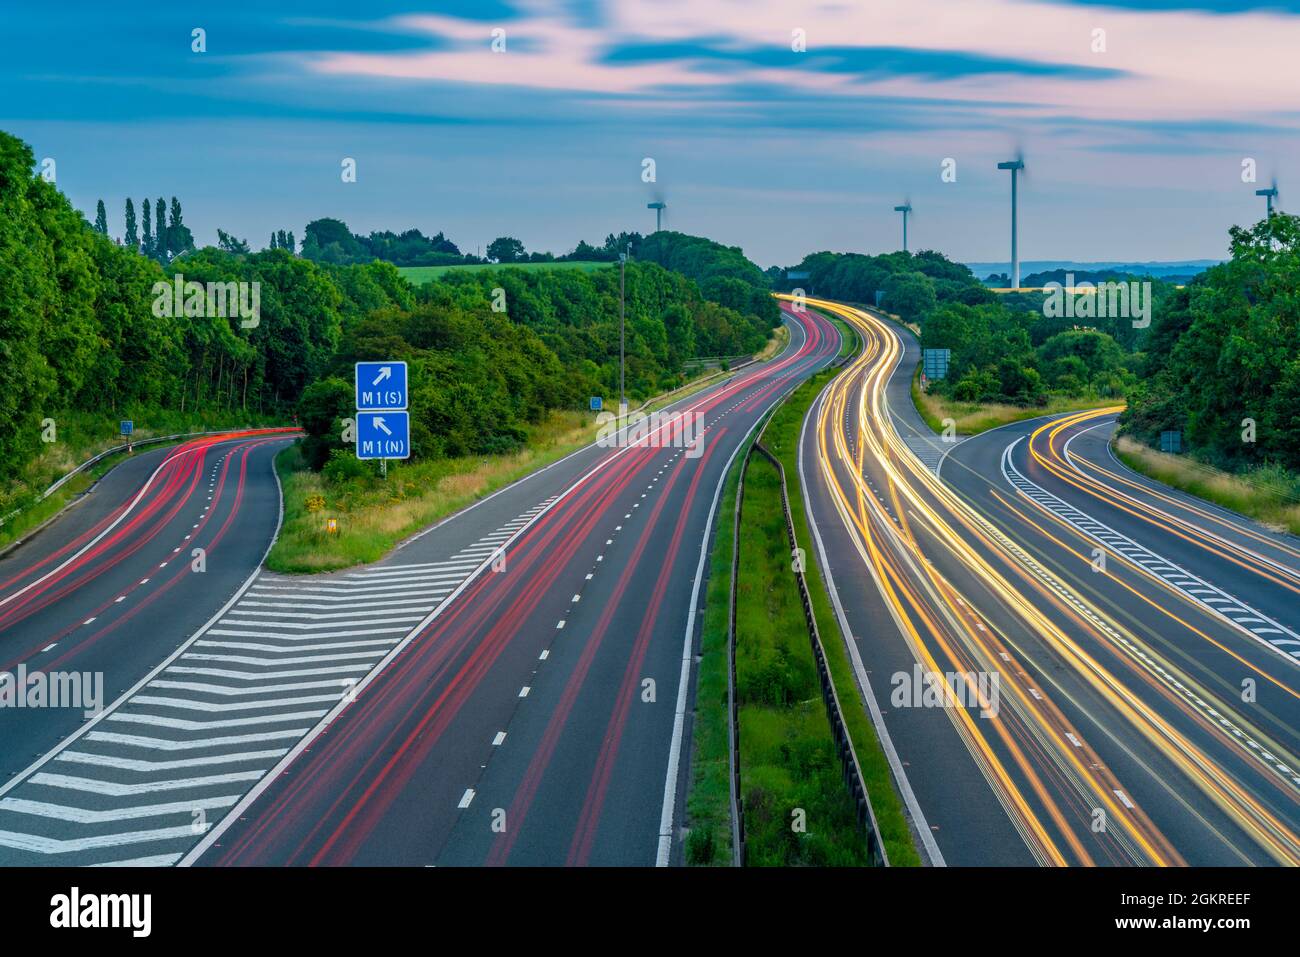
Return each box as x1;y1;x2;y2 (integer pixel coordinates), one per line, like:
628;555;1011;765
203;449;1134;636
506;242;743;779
1122;214;1300;472
1;129;781;484
91;195;195;263
784;246;1153;406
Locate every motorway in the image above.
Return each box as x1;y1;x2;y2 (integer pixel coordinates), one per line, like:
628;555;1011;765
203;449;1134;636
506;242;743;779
798;296;1300;866
0;429;298;865
0;306;839;867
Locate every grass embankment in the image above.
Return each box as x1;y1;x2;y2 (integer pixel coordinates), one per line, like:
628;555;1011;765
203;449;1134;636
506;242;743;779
911;368;1116;437
753;324;790;363
1114;436;1300;535
686;354;921;866
761;371;922;866
683;459;741;866
0;409;281;553
732;449;873;866
397;261;609;285
267;371;733;574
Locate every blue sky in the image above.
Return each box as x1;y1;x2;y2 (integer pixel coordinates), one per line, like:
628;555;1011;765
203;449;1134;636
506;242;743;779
4;1;1298;267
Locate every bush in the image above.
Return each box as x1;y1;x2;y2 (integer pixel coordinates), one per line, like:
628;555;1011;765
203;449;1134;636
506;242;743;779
321;447;373;485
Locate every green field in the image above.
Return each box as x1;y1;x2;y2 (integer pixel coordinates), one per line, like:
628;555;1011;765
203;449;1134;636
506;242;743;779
397;261;611;284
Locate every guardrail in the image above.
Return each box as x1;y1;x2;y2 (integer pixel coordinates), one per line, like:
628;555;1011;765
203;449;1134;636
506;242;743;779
719;308;873;866
752;441;888;866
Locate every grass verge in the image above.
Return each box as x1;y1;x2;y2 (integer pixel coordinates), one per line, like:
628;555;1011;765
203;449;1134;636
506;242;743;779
683;456;741;866
762;370;923;866
911;368;1117;437
1114;435;1300;535
268;371;733;574
734;450;874;866
753;324;790;363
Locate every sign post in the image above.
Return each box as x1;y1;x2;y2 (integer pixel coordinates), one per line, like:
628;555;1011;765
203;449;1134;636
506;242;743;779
355;362;410;475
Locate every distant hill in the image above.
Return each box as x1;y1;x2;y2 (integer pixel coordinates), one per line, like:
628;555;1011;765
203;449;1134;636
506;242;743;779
968;260;1220;286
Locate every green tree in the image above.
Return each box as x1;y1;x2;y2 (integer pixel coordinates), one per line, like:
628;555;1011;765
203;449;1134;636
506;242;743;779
141;198;153;257
93;199;108;235
487;236;525;263
124;198;138;251
167;197;193;259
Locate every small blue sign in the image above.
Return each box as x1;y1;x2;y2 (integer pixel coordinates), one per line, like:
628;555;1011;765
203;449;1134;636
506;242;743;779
120;420;134;436
355;361;408;411
356;412;411;460
590;396;603;412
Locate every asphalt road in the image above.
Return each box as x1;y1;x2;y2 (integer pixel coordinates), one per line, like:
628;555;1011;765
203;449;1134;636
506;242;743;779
797;297;1300;866
0;429;297;865
193;305;839;867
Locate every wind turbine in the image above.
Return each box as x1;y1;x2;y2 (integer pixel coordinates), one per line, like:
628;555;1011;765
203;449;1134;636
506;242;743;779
1256;179;1279;219
894;201;913;253
647;201;666;232
997;156;1025;289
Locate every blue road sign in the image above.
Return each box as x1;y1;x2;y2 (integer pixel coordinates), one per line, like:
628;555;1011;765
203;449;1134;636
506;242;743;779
590;396;603;411
120;420;134;436
356;412;411;460
922;348;951;381
355;361;408;411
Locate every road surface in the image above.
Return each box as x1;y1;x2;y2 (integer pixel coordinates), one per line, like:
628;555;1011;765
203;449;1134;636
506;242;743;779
0;308;839;867
797;296;1300;866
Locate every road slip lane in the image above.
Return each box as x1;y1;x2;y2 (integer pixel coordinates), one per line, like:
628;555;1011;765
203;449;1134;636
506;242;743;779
0;431;297;864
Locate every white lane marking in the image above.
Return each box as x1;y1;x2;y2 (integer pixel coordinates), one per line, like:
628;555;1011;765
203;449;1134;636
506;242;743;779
519;686;530;697
30;771;263;796
0;795;238;824
1001;438;1300;666
492;732;507;746
458;789;475;808
59;749;288;772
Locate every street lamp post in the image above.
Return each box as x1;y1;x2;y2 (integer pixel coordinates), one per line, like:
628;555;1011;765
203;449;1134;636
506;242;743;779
619;249;628;418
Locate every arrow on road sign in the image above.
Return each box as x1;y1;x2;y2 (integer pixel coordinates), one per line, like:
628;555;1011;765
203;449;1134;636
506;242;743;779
374;417;393;436
371;366;392;387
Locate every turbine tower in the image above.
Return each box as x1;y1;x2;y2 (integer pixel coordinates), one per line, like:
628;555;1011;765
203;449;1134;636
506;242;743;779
894;202;912;253
1256;182;1279;219
997;158;1025;289
647;201;666;232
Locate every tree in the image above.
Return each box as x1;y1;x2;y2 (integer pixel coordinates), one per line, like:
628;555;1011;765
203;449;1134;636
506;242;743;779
93;200;108;235
217;229;251;255
154;195;167;262
124;198;138;251
166;196;193;259
141;198;153;257
487;236;525;264
883;271;937;324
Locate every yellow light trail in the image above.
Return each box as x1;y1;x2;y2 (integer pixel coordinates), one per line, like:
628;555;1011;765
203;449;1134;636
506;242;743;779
783;293;1300;866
